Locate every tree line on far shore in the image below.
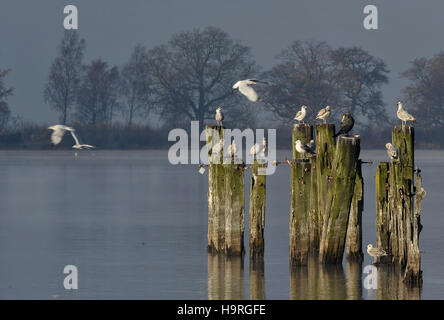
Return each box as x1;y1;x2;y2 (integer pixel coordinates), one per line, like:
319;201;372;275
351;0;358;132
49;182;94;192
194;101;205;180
0;27;443;149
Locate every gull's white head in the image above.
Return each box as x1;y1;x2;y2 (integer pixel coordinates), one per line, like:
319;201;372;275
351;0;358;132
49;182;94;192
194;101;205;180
367;244;374;250
216;106;222;112
397;101;403;108
385;143;392;149
295;140;302;146
301;105;308;110
325;106;331;111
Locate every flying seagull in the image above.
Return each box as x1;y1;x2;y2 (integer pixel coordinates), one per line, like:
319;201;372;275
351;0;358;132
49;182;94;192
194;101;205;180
397;101;416;125
294;105;308;124
385;143;398;162
295;139;316;157
316;106;331;124
367;244;388;264
215;106;224;125
334;112;354;137
48;125;95;150
233;79;268;102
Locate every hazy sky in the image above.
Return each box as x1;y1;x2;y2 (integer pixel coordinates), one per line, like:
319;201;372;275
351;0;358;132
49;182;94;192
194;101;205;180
1;0;444;124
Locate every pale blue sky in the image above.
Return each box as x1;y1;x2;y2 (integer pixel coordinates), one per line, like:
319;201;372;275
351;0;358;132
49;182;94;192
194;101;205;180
0;0;443;123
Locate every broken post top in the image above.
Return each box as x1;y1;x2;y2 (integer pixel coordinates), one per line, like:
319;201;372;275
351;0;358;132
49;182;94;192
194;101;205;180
392;125;414;170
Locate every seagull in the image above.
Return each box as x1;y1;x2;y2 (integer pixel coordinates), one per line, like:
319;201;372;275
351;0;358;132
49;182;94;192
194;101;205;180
227;140;237;158
294;105;308;124
215;106;224;125
295;139;316;157
316;106;331;124
334;112;354;137
48;125;95;150
397;101;416;126
250;143;260;157
233;79;268;102
211;139;223;155
385;143;398;162
367;244;388;264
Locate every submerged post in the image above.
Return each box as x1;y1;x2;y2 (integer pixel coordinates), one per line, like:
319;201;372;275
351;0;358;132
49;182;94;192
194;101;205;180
225;162;245;255
206;125;225;253
249;160;266;260
320;136;360;264
290;124;313;267
346;160;364;261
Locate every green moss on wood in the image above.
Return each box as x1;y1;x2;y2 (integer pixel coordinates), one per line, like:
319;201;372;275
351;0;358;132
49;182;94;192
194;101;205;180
249;161;267;259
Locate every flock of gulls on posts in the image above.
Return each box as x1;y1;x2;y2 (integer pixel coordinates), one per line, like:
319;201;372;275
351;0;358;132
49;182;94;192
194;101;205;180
229;79;416;263
46;78;417;263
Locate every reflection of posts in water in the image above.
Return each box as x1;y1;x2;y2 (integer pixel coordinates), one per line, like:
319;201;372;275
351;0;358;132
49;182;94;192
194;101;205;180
345;260;363;300
207;254;244;300
290;256;347;300
375;264;421;300
249;255;265;300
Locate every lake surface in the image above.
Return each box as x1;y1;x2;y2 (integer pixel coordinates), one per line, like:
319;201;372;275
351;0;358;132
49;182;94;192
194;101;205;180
0;149;442;299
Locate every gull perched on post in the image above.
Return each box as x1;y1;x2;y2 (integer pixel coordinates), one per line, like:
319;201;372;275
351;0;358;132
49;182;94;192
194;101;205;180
233;79;268;102
316;106;331;124
295;139;316;157
397;101;416;126
385;143;398;162
367;244;388;264
227;140;237;158
215;106;224;125
294;106;308;124
48;125;95;150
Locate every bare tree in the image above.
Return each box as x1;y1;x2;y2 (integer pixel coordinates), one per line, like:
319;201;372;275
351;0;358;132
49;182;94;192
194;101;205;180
146;26;258;127
76;59;120;126
331;46;389;127
44;31;85;124
402;53;444;128
262;40;340;122
119;45;152;128
0;68;13;132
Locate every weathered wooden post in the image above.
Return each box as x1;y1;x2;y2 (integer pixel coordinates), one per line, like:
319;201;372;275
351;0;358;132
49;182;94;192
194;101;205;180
206;125;225;253
249;160;266;259
315;124;336;249
320;136;360;264
290;124;313;267
225;162;245;255
346;160;364;261
375;162;390;252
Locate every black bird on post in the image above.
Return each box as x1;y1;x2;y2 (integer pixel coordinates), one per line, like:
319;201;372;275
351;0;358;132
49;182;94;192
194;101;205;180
334;112;355;137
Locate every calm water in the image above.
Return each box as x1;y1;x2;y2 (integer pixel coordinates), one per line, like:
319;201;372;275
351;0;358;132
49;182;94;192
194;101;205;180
0;149;442;299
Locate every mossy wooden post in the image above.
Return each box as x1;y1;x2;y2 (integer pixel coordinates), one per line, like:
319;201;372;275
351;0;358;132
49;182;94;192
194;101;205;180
389;125;414;266
320;136;360;264
249;160;266;260
206;125;225;253
376;162;390;252
225;162;245;255
404;170;425;285
315;124;336;246
290;124;313;267
346;160;364;261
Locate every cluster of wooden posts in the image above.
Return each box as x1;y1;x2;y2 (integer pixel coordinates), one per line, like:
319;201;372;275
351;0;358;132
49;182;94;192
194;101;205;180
205;123;424;286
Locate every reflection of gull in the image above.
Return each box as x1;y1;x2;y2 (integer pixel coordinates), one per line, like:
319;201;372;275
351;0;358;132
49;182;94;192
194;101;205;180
316;106;331;124
294;106;307;123
295;139;315;156
385;143;398;161
48;125;95;150
215;106;224;125
233;79;268;102
397;101;416;125
367;244;388;263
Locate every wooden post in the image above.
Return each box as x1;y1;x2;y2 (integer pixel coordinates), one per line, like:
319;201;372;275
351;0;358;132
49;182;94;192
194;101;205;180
225;163;245;256
315;124;336;248
388;125;414;266
249;160;266;259
206;125;225;253
290;124;313;266
320;136;360;264
346;160;364;261
376;162;390;252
